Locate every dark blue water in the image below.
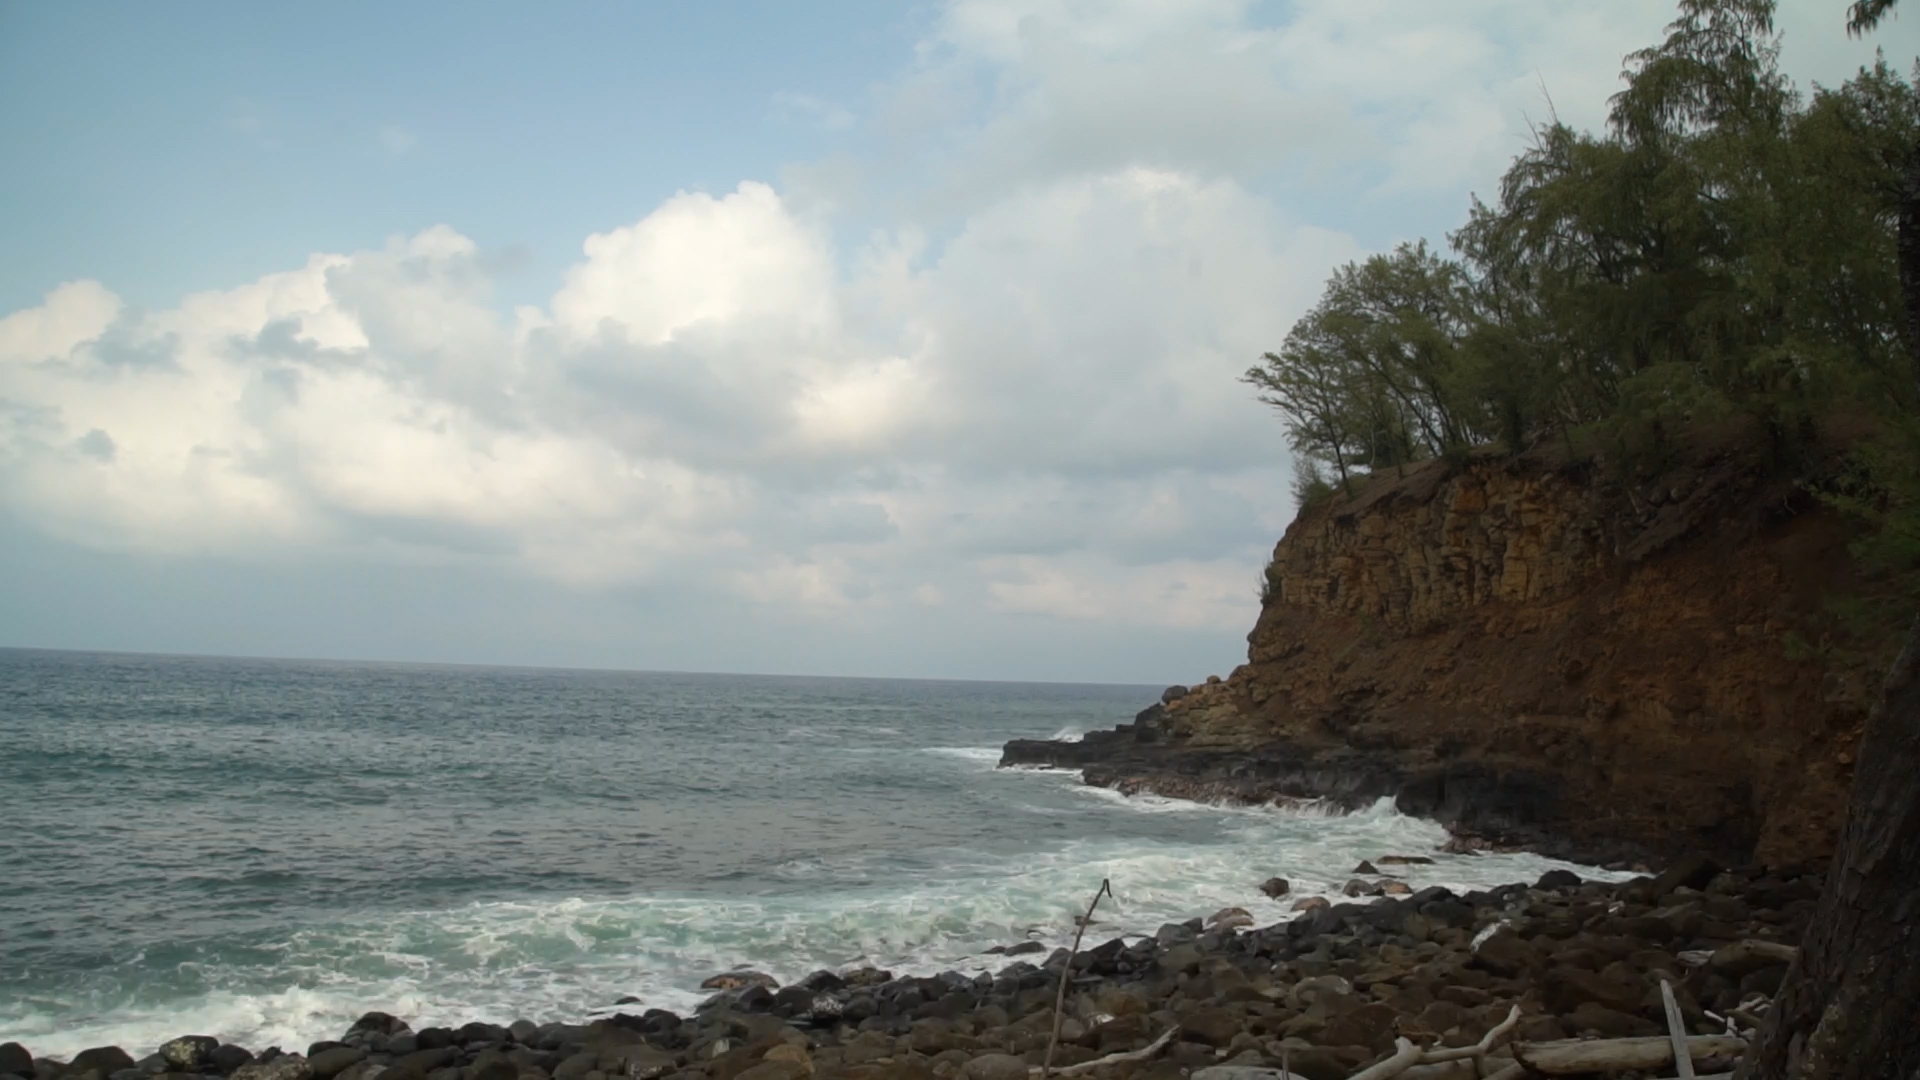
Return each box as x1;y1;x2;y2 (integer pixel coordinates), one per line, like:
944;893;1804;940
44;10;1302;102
0;648;1600;1055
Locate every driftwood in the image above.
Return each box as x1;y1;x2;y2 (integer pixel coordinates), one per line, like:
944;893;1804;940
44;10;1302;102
1041;878;1113;1078
1032;1027;1177;1077
1708;938;1799;971
1660;978;1696;1080
1394;1059;1523;1080
1346;1006;1523;1080
1512;1034;1748;1074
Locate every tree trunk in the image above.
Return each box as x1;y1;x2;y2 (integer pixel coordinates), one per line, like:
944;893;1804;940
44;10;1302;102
1735;615;1920;1079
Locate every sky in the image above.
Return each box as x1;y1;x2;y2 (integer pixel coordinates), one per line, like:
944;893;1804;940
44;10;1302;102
1;1;1914;683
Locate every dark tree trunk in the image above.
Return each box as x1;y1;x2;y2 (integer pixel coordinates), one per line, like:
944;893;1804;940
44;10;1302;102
1901;174;1920;390
1736;615;1920;1079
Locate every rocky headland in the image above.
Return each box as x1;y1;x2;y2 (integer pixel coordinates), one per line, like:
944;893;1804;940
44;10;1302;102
1005;436;1894;870
0;858;1812;1080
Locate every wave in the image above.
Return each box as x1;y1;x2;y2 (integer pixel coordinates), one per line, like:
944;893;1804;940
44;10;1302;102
1;789;1630;1058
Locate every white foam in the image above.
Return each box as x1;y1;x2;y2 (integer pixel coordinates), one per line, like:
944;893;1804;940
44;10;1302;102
3;780;1630;1058
922;747;1003;763
1048;727;1086;742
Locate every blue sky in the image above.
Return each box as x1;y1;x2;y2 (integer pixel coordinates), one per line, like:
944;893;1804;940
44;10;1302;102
1;0;1913;682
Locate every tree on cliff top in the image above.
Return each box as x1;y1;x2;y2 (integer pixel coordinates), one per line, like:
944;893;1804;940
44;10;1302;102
1246;0;1917;493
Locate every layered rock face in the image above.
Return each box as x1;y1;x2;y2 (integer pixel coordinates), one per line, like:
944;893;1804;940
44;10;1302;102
1008;445;1888;868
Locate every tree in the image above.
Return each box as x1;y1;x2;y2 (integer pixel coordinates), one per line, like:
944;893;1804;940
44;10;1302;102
1734;5;1920;1078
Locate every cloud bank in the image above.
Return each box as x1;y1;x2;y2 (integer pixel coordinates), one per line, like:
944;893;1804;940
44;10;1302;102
3;0;1902;674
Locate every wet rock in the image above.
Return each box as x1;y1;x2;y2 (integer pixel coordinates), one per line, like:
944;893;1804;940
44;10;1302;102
1352;861;1379;875
1536;869;1581;890
702;971;780;992
1208;907;1254;930
157;1038;219;1073
346;1014;411;1039
230;1055;312;1080
1291;897;1329;914
1377;855;1435;866
1259;878;1291;899
68;1049;138;1079
207;1046;254;1076
507;1020;539;1044
0;1045;30;1078
305;1048;366;1080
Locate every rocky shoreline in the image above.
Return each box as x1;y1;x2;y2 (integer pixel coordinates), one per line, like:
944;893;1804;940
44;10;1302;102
0;855;1815;1080
998;688;1661;870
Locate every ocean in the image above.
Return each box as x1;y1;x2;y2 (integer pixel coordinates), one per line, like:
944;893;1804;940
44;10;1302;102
0;648;1610;1056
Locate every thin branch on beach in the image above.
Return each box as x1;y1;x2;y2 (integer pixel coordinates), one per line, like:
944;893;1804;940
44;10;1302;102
1661;978;1697;1080
1346;1004;1522;1079
1041;877;1113;1078
1032;1027;1177;1077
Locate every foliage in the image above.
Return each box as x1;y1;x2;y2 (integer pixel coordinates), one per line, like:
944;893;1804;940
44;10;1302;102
1246;0;1920;515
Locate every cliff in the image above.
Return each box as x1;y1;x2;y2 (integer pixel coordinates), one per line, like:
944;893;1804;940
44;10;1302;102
1007;435;1896;869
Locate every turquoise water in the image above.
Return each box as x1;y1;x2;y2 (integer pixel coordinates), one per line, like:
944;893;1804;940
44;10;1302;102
0;648;1610;1055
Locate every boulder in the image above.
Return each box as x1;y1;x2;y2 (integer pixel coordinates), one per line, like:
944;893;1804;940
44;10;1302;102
305;1048;366;1080
1259;877;1291;899
1377;856;1435;866
1652;855;1722;896
1291;896;1330;914
0;1045;30;1078
1320;1002;1400;1055
231;1055;312;1080
207;1046;254;1075
1208;907;1254;930
702;971;780;992
1353;861;1379;875
1543;965;1647;1015
1536;869;1581;890
66;1049;136;1078
157;1038;219;1073
1179;1007;1245;1048
1471;931;1542;978
344;1013;410;1039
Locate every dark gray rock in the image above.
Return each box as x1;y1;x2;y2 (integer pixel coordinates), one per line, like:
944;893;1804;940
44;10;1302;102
68;1049;138;1079
305;1047;366;1080
206;1046;254;1076
230;1055;312;1080
1653;854;1721;896
1537;869;1582;890
0;1044;31;1077
345;1013;410;1039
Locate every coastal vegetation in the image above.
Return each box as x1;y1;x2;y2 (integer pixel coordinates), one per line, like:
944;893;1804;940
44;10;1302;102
1245;0;1918;531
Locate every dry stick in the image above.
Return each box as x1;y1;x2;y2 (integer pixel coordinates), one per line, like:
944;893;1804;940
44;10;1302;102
1660;978;1697;1080
1349;1005;1524;1080
1041;877;1113;1079
1030;1028;1178;1078
1348;1038;1424;1080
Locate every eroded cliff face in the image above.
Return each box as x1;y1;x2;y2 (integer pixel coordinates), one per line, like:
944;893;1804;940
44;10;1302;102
1167;448;1881;868
1004;441;1895;868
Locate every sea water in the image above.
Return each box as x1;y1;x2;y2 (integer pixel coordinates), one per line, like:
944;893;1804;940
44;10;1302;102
0;649;1614;1055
